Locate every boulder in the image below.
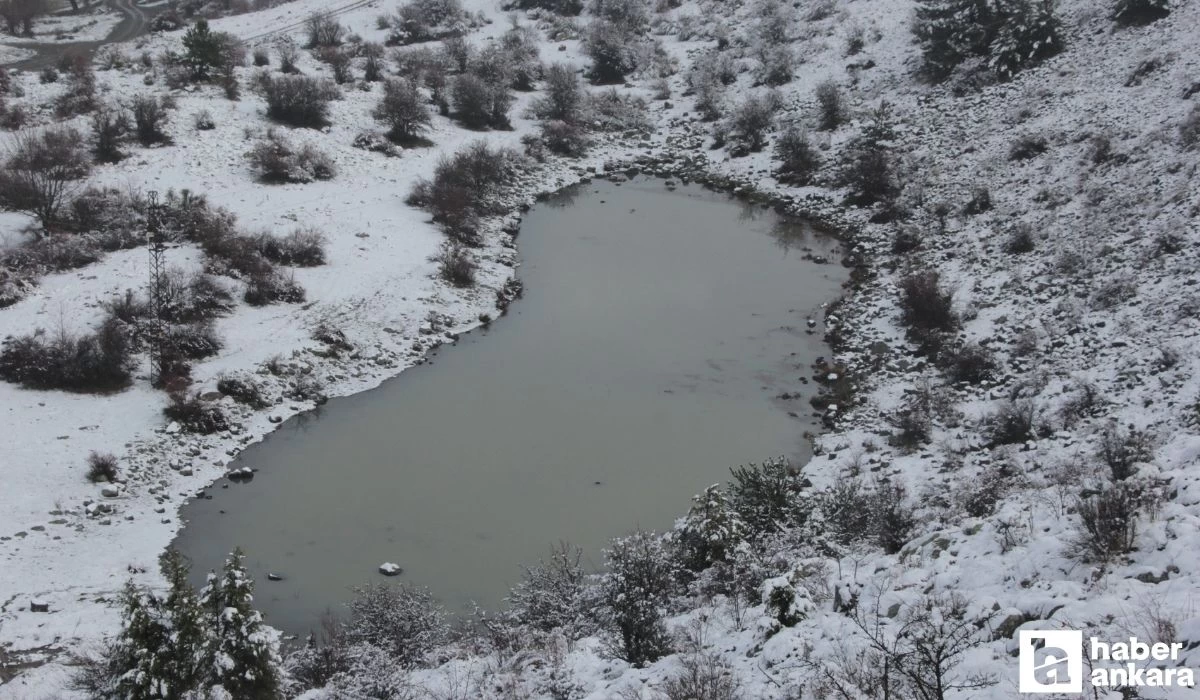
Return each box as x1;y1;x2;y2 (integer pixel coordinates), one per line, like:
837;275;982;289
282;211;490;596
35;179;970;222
379;562;402;577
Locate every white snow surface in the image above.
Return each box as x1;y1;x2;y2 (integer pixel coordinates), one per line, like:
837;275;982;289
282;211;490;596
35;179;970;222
2;0;1200;697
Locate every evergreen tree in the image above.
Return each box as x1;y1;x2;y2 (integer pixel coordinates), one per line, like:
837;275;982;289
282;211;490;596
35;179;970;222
159;550;207;697
913;0;1000;82
112;582;174;700
182;19;223;81
675;484;748;571
1111;0;1170;26
199;549;281;699
989;0;1062;81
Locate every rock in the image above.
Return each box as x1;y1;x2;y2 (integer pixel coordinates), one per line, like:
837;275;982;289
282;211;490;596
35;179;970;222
165;422;181;434
379;562;402;576
179;467;193;476
101;485;120;498
30;600;49;613
267;573;284;581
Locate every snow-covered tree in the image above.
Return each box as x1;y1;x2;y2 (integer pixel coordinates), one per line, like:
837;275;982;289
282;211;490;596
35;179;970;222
727;456;810;535
112;582;174;700
344;583;449;667
506;542;593;636
160;550;207;695
989;0;1062;81
675;484;748;572
199;549;281;699
599;531;677;666
913;0;1061;82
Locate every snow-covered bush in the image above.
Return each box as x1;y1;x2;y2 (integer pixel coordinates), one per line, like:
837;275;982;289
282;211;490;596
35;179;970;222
599;531;677;666
344;583;450;667
898;269;957;353
318;46;353;84
278;37;300;73
363;42;385;82
506;543;594;636
166;321;223;360
130;94;172;146
255;227;327;267
840;102;899;206
814;79;844;131
502;0;583;15
163;392;230;433
0;318;132;393
248;130;336;183
727;457;808;535
252;46;269;66
217;373;271;409
591;0;649;31
988;399;1037;445
244;270;306;306
1008;132;1048;160
941;340;994;384
720;91;780;155
890;392;933;450
1098;425;1153;481
661;649;741;700
533;63;584;123
389;0;471;45
407;141;524;245
585;19;641;84
90;108;131;164
675;484;748;571
373;78;431;144
451;73;513;129
1111;0;1170;27
756;44;794;86
538;119;591;156
774;125;821;185
260;75;339;128
54;57;98;118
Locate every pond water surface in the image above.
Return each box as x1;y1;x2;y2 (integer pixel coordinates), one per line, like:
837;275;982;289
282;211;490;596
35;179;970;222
174;177;846;636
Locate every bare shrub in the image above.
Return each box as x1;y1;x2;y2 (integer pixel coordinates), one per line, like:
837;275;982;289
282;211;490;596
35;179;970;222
1074;484;1139;562
434;242;476;286
260;75;338;128
538;120;590;156
217;374;271;409
252;47;270;66
390;0;470;45
890;392;932;451
585;19;640;84
193;109;215;131
244;271;306;306
363;42;385;82
319;47;353;84
0;127;90;230
305;12;345;48
1003;223;1035;254
278;37;300;73
248;130;336;183
86;452;119;482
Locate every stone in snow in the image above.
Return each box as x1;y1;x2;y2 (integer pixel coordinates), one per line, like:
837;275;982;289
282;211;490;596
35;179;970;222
379;562;402;576
267;573;284;581
101;485;120;498
806;318;817;328
30;600;49;613
165;421;181;434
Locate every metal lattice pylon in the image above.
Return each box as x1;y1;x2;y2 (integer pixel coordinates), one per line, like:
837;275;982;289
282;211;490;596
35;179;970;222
146;192;167;385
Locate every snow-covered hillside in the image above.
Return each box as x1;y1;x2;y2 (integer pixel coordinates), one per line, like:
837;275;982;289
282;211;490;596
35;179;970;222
2;0;1200;697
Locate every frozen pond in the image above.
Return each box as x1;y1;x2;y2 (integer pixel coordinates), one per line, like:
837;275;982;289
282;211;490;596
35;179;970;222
174;176;847;636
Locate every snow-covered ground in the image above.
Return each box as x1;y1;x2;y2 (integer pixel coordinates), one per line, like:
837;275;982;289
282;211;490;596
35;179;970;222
0;4;123;45
3;0;1200;697
0;45;33;64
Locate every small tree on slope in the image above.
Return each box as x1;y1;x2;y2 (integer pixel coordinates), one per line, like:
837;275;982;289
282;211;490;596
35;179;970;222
1111;0;1170;26
199;548;281;699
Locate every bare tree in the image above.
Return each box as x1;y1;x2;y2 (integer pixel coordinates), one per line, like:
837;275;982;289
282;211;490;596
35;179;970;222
0;0;47;36
0;127;90;232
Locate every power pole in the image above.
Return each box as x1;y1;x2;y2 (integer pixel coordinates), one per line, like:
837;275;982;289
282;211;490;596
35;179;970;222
146;191;167;386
